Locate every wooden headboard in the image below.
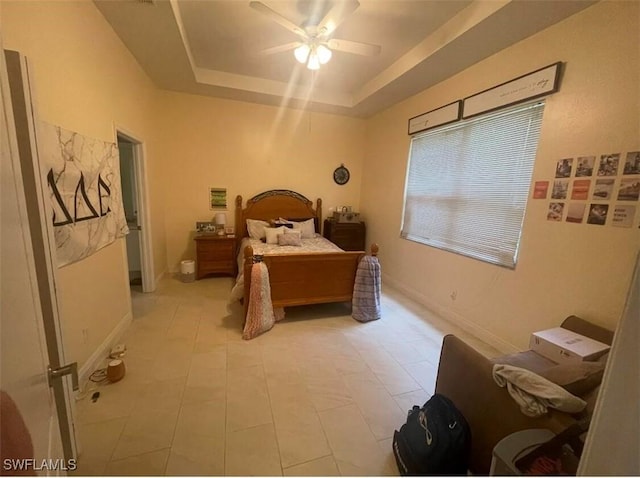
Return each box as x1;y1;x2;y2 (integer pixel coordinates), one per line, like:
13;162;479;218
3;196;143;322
235;190;322;239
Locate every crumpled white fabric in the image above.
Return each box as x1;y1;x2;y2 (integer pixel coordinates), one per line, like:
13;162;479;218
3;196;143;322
492;363;587;417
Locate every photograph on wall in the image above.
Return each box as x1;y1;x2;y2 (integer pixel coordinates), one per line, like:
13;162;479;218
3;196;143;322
611;205;636;228
617;178;640;201
587;203;609;225
533;181;549;199
597;153;620;176
555;158;573;178
571;179;590;200
575;156;595;177
593;179;615;200
551;180;568;199
209;187;227;209
623;151;640;175
547;202;564;221
566;203;586;224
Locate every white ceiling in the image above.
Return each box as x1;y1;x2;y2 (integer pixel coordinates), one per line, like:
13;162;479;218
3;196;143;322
94;0;596;118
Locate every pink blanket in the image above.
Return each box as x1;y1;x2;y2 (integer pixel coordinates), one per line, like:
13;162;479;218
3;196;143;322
243;262;284;340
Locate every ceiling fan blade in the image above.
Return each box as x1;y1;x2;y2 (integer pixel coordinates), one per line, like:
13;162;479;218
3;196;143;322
317;0;360;37
327;38;381;57
249;1;306;38
260;42;302;55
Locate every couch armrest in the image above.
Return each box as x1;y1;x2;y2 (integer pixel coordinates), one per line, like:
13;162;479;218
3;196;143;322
435;335;575;475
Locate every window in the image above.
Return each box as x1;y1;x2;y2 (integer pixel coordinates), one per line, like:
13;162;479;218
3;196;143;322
401;102;545;268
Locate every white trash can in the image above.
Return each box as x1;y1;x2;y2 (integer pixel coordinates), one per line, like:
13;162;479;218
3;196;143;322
180;259;195;283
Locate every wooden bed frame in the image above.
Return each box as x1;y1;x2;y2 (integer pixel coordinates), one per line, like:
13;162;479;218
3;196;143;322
235;190;378;320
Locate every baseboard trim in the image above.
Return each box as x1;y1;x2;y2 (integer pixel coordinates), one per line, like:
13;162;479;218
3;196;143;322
77;311;132;385
382;273;518;354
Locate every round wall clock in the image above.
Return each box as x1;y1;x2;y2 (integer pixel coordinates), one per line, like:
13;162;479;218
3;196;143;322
333;164;350;185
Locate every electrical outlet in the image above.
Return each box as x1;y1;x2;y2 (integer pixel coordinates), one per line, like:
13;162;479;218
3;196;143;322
82;329;89;344
450;291;457;301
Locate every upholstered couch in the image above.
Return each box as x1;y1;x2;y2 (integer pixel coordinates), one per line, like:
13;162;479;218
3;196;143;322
435;316;614;475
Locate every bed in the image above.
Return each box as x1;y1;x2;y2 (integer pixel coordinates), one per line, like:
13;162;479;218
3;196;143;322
232;189;378;321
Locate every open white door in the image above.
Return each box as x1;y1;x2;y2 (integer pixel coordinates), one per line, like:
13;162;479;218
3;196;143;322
0;39;71;473
0;34;77;474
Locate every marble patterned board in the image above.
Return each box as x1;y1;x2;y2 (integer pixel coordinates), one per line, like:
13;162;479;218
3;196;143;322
38;121;128;267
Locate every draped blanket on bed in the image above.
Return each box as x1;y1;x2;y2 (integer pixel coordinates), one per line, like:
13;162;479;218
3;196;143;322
352;256;381;322
242;262;284;340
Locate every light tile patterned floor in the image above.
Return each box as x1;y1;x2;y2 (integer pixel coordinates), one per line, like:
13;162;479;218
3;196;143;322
72;276;503;476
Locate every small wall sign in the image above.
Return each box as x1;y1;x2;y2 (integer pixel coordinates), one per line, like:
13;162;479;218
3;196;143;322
408;101;462;135
462;62;562;119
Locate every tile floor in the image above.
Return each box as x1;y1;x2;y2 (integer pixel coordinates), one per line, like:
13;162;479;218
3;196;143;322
72;276;504;476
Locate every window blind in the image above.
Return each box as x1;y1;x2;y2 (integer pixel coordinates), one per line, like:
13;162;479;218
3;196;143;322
401;102;544;268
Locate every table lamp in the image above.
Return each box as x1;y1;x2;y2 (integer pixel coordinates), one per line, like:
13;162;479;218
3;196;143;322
214;212;227;236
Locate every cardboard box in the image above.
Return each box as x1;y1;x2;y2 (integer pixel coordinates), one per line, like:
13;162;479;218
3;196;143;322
530;327;610;363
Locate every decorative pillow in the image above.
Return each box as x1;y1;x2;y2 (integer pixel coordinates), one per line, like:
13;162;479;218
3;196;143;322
272;219;294;228
537;361;606;397
292;218;315;238
264;226;286;245
283;228;301;236
277;232;302;246
246;219;270;240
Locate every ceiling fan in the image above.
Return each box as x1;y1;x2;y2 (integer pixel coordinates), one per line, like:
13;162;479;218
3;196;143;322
249;0;381;70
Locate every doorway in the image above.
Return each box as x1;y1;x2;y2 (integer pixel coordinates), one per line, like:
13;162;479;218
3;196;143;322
116;130;155;292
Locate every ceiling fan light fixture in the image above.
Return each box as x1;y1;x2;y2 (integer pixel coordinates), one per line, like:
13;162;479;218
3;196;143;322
316;44;332;64
307;52;321;70
294;43;310;63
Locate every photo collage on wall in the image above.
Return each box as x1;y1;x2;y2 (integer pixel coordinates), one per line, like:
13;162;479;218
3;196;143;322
532;151;640;228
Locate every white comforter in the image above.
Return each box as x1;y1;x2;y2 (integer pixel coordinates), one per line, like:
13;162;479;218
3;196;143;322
229;235;342;301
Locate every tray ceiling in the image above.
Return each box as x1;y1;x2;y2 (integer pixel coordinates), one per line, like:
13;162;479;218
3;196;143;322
94;0;595;117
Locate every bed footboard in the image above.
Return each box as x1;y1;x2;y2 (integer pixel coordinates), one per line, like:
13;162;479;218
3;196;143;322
243;244;379;320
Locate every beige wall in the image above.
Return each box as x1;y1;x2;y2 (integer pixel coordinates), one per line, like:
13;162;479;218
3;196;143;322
156;91;366;271
361;1;640;351
3;0;638;368
1;0;166;367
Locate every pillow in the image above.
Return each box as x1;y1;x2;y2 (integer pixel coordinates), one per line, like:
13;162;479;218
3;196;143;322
283;228;301;236
246;219;269;240
537;361;606;397
273;218;295;228
277;232;302;246
264;226;286;245
291;218;315;238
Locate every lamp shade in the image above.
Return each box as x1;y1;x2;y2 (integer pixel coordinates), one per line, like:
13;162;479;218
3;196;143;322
317;44;332;64
307;52;320;70
214;213;227;226
294;44;310;64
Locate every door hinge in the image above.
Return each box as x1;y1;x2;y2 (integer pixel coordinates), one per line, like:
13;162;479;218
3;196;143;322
48;362;79;391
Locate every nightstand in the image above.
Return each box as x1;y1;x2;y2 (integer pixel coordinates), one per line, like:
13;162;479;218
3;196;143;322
323;218;366;251
194;234;237;279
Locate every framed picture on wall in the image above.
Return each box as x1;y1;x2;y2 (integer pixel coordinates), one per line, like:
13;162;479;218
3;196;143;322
209;188;227;209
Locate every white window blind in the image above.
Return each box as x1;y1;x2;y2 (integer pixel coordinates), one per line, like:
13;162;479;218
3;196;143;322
401;102;544;268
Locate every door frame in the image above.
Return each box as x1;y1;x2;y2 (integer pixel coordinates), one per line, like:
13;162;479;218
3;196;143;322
114;125;155;292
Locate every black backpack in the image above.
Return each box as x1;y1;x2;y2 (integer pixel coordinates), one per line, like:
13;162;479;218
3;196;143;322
392;393;471;475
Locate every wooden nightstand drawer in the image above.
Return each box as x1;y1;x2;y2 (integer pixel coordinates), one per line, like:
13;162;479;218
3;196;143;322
198;260;234;273
199;246;234;260
323;219;366;251
194;235;237;279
